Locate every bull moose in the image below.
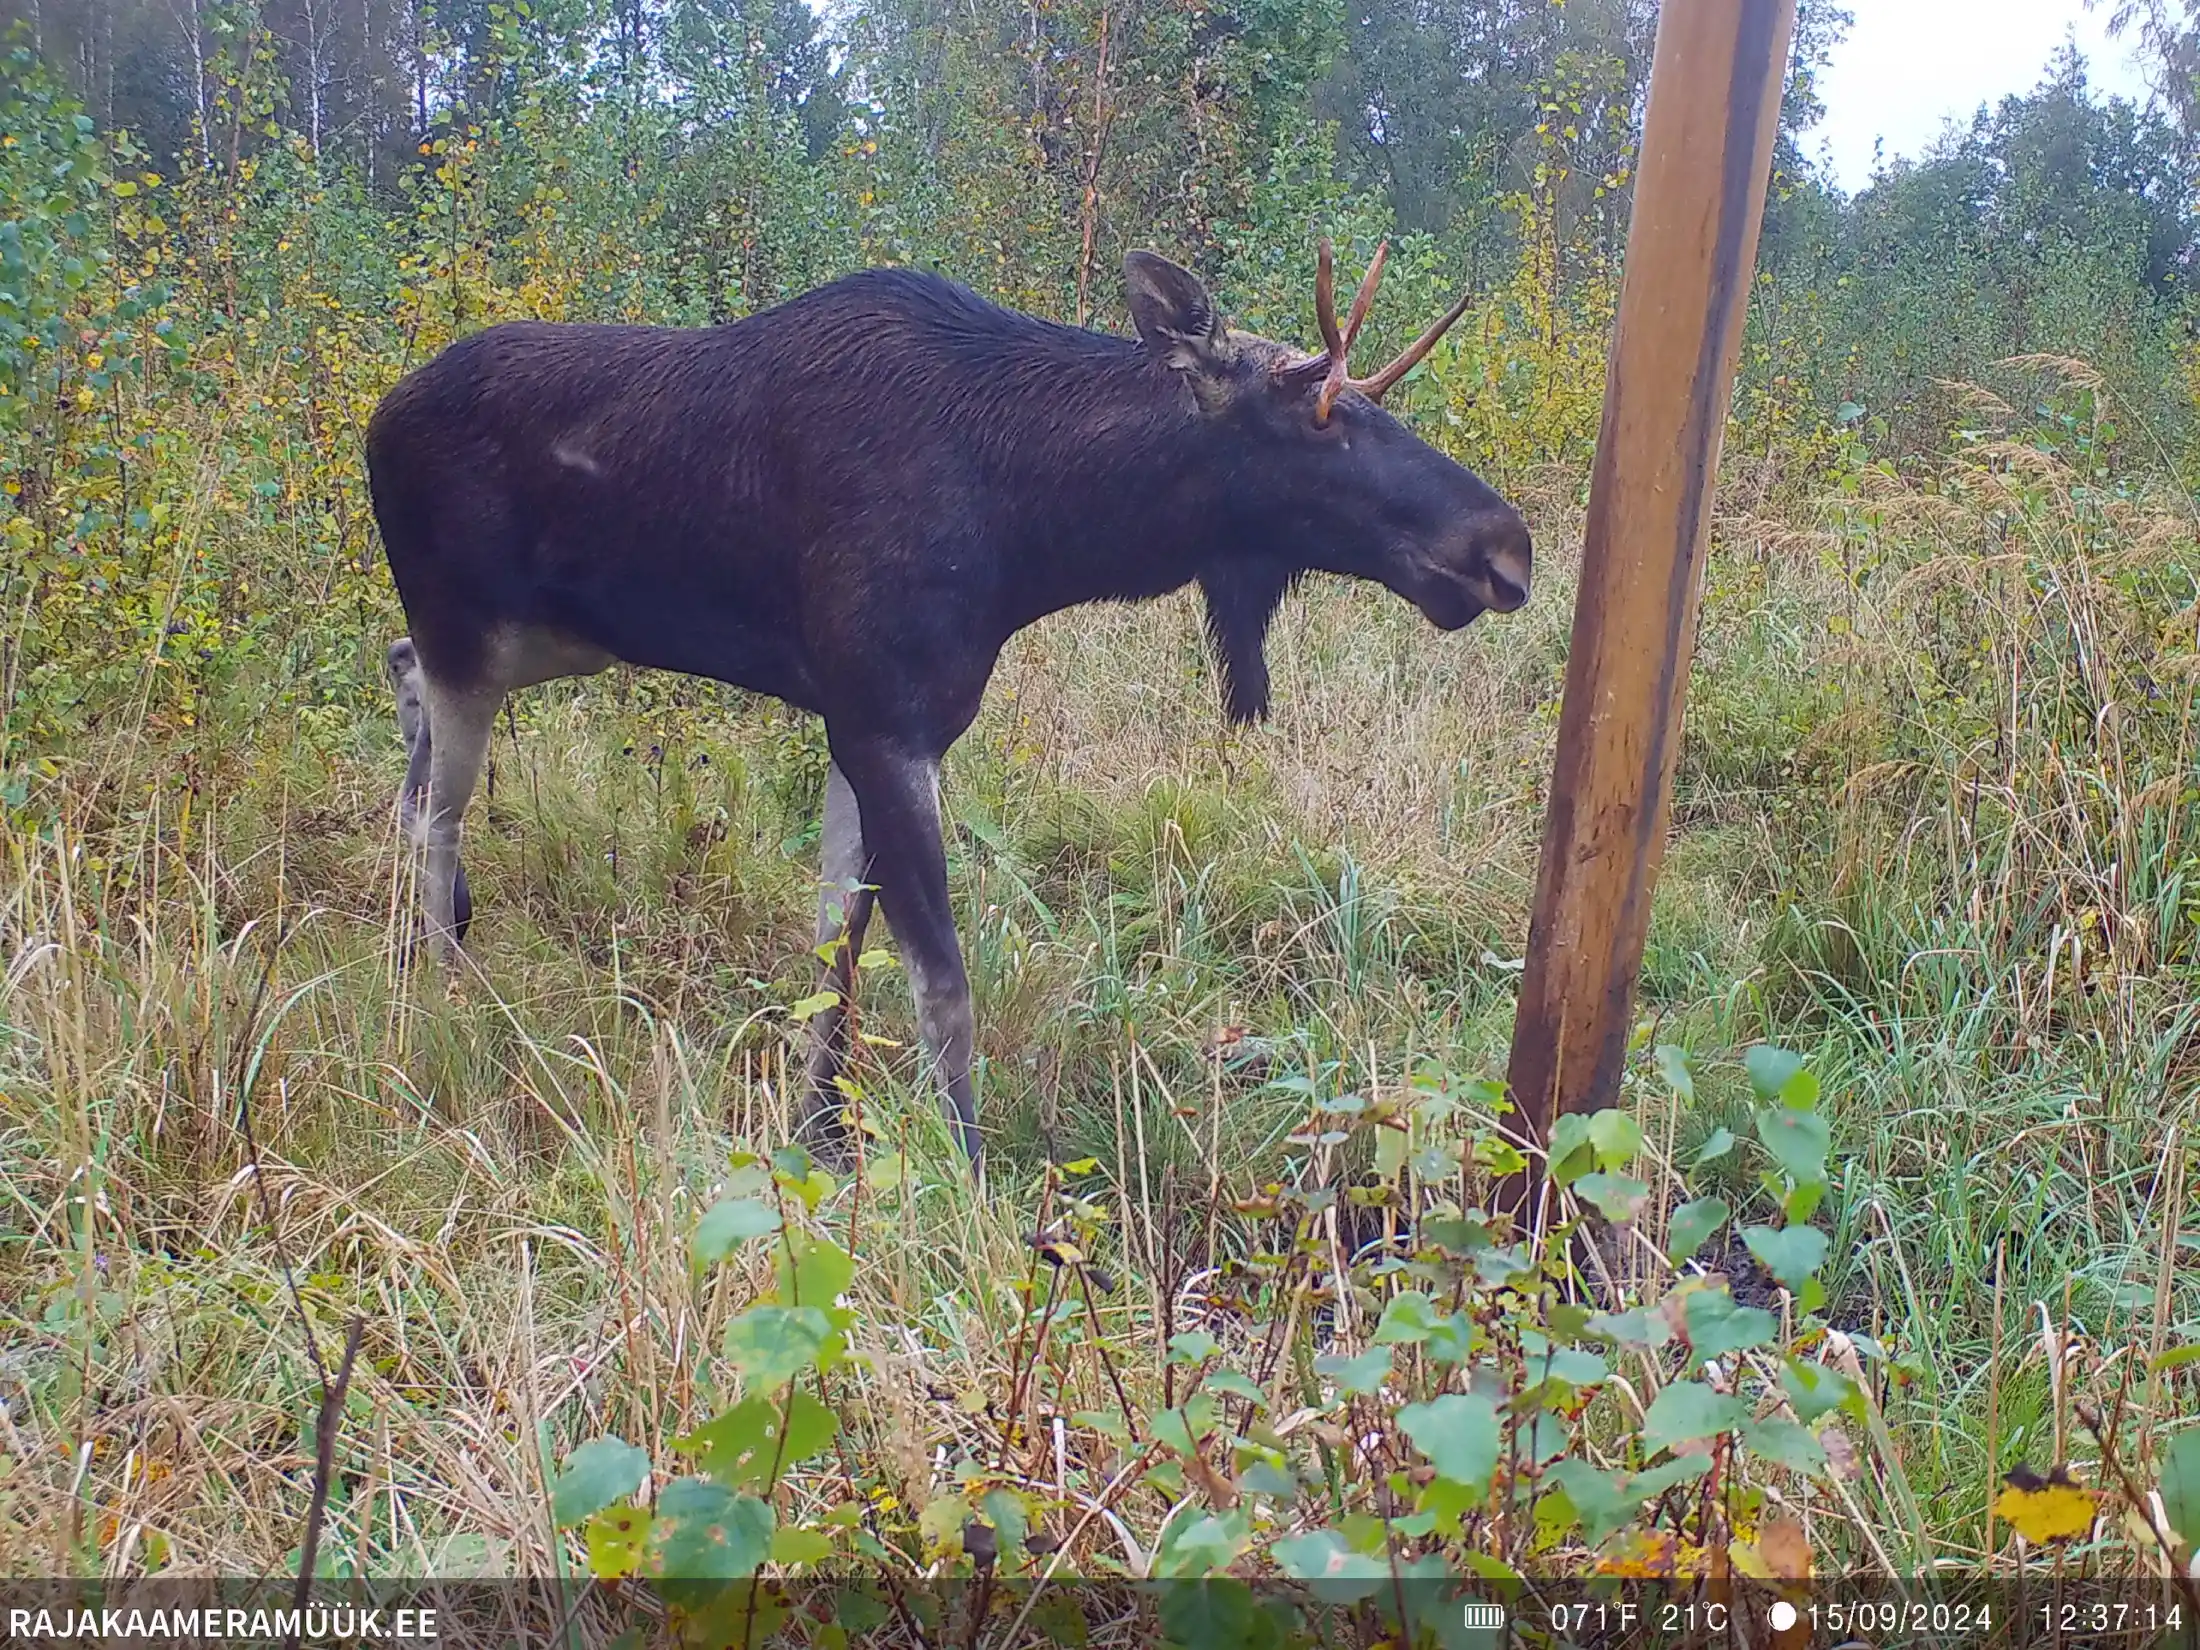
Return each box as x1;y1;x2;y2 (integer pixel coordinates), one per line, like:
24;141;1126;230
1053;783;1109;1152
367;241;1532;1166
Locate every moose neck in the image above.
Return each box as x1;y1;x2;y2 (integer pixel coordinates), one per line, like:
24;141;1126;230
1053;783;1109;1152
975;336;1238;632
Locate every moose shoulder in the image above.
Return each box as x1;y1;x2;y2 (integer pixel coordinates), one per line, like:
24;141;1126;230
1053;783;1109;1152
367;244;1532;1166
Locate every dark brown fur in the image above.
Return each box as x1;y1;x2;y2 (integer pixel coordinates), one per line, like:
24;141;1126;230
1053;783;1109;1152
366;252;1532;1165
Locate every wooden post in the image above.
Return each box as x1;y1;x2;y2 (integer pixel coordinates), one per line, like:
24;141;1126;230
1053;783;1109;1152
1505;0;1798;1186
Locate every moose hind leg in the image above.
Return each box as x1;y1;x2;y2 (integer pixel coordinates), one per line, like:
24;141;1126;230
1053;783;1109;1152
388;638;433;831
388;639;472;948
413;676;497;960
799;761;876;1147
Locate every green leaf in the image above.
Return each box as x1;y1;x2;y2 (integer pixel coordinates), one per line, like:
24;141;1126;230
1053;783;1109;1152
1201;1369;1268;1407
1157;1580;1266;1650
1155;1509;1249;1577
1237;1449;1299;1500
774;1229;855;1309
1776;1066;1821;1110
1524;1344;1608;1390
1742;1223;1829;1291
1075;1408;1132;1443
1575;1171;1650;1223
693;1197;780;1263
770;1526;835;1566
788;989;840;1021
1025;1597;1090;1648
675;1390;838;1488
1681;1287;1778;1369
1755;1105;1831;1187
1270;1530;1387;1599
1547;1113;1595;1185
1398;1392;1500;1493
650;1479;772;1580
979;1486;1031;1556
722;1305;835;1392
1587;1108;1643;1169
552;1436;649;1529
1425;1311;1479;1364
1743;1418;1828;1473
1641;1381;1745;1454
918;1493;972;1557
1585;1307;1668;1349
1667;1198;1729;1266
1692;1126;1737;1166
1543;1459;1637;1545
1780;1357;1860;1424
1653;1045;1695;1103
1313;1345;1392;1396
2156;1429;2200;1560
1374;1121;1408;1181
1423;1215;1494;1257
1627;1452;1712;1501
1152;1404;1207;1458
1372;1290;1438;1344
1744;1045;1806;1102
1783;1179;1828;1224
1168;1331;1222;1365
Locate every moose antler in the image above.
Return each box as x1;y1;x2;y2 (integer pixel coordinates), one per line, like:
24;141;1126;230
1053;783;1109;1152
1300;236;1473;422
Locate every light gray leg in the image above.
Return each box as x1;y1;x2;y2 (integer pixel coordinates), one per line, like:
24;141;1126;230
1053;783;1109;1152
417;680;498;960
799;761;876;1142
388;639;433;838
390;637;473;947
388;626;609;961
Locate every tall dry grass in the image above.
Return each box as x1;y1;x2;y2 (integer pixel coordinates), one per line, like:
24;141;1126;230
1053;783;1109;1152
3;376;2199;1581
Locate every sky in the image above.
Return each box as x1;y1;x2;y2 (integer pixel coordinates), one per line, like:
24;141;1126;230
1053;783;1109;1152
1811;0;2156;192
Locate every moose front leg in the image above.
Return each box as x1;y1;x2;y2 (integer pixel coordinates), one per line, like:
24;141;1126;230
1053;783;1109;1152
798;760;878;1147
830;738;982;1165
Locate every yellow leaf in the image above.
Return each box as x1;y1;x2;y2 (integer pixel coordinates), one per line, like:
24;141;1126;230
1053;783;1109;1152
1728;1538;1775;1580
1759;1516;1812;1580
582;1504;648;1579
1994;1467;2097;1545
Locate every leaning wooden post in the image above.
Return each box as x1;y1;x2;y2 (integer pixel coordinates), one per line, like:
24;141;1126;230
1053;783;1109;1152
1505;0;1798;1198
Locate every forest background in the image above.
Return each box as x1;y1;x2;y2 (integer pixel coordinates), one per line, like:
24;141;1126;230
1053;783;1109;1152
4;0;2200;1603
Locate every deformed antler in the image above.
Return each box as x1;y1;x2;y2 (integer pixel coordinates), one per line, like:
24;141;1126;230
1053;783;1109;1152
1298;236;1473;422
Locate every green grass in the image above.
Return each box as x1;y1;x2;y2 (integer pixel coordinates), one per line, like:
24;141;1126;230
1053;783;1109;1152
3;417;2199;1586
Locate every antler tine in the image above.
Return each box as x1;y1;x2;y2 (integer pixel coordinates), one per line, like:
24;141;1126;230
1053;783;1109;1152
1315;358;1351;422
1340;239;1389;355
1353;285;1473;403
1313;238;1346;363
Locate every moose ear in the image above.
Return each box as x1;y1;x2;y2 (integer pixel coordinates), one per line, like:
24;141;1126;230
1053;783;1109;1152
1124;252;1232;384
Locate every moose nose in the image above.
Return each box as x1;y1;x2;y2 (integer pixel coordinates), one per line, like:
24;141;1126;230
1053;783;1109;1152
1476;512;1533;612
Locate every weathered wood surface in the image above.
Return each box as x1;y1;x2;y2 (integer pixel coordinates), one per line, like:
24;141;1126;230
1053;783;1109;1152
1506;0;1800;1182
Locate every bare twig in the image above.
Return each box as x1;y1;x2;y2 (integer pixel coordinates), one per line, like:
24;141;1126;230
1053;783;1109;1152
228;921;369;1634
291;1317;365;1635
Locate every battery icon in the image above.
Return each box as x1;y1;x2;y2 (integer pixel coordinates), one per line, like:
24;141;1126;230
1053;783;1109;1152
1462;1602;1508;1630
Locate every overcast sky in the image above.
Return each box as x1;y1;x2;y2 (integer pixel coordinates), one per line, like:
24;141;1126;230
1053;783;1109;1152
1811;0;2155;192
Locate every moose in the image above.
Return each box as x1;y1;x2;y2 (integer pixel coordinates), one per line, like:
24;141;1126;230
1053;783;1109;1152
367;241;1531;1166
